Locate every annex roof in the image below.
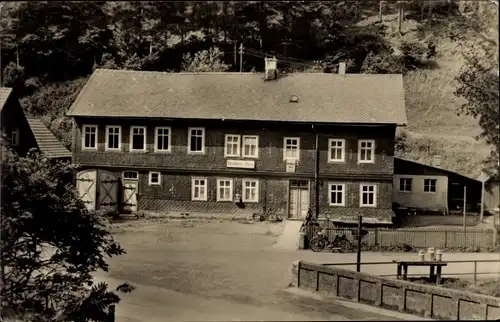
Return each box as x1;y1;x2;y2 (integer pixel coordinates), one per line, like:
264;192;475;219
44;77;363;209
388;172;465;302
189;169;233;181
0;87;13;112
394;157;481;183
67;69;407;126
26;117;72;159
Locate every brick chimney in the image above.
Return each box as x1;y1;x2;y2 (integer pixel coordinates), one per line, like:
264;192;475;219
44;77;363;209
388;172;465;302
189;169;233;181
265;57;278;81
338;61;346;75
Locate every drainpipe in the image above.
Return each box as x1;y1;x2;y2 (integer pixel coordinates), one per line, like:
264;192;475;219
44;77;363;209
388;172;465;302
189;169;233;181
313;124;320;220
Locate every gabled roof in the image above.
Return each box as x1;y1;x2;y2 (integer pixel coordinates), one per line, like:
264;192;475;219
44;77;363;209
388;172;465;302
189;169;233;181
26;117;72;159
67;69;407;126
0;87;13;112
394;157;481;183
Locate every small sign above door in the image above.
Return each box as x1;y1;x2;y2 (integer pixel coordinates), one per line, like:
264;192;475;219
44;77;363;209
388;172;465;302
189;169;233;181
226;159;255;169
286;160;296;173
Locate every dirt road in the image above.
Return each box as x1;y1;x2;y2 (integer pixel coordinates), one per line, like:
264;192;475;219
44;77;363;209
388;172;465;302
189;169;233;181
97;219;499;321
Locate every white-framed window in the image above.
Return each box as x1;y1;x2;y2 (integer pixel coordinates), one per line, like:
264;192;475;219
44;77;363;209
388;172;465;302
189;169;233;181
82;124;98;150
328;139;345;162
105;125;121;151
11;128;19;146
360;183;377;207
122;171;139;180
283;137;300;160
358;139;375;163
242;135;259;158
242;178;259;203
328;183;345;206
154;127;172;153
188;127;205;154
224;134;241;157
424;179;437;193
130;126;146;152
148;171;161;186
216;178;233;202
191;177;208;201
399;178;413;192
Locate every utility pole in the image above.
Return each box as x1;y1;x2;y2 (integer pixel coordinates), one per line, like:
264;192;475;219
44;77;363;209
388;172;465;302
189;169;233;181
397;1;403;34
239;43;243;73
463;186;467;229
379;1;385;22
356;215;363;273
234;42;237;66
480;176;485;223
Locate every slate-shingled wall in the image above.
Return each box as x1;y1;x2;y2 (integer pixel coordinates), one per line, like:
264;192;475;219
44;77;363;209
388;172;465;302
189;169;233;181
73;117;396;219
139;174;288;215
73;118;396;175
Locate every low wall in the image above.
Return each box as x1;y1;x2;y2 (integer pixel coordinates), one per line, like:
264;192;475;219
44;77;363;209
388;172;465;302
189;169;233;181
290;261;500;320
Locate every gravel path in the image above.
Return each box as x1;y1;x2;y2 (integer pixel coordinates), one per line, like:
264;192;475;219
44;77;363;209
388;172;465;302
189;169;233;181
99;220;499;321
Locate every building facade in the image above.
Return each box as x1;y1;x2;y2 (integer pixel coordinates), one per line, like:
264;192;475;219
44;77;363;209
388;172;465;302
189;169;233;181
67;62;407;224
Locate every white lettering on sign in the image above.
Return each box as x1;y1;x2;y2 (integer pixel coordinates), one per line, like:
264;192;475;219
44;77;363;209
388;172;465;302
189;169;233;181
226;159;255;169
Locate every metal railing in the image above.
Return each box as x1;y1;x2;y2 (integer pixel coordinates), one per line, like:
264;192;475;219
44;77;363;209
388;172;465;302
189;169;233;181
322;259;500;286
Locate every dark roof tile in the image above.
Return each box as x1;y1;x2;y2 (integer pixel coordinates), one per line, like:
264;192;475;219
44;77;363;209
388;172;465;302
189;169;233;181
0;87;13;112
67;69;407;125
26;117;72;159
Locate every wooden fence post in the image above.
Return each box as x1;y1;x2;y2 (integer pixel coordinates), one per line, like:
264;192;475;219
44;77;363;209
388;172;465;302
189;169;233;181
375;228;379;245
473;261;477;286
444;231;448;249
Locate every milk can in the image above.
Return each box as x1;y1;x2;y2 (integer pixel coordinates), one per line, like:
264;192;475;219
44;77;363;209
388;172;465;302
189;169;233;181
427;247;436;261
436;249;443;261
418;250;425;261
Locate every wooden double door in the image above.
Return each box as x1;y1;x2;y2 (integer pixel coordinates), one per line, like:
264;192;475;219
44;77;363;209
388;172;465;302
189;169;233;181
288;180;310;220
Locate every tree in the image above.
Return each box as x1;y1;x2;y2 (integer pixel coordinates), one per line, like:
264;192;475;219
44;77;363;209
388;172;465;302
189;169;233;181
181;46;230;72
455;58;500;178
0;140;133;321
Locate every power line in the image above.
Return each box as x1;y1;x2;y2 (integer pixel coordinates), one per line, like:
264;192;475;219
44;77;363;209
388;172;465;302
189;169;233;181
243;50;316;70
244;48;315;69
245;47;312;64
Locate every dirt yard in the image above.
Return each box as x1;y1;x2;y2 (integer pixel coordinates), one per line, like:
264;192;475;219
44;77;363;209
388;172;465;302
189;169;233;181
95;218;500;321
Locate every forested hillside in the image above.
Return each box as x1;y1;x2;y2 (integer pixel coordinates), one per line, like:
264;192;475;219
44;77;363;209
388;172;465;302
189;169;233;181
1;1;498;177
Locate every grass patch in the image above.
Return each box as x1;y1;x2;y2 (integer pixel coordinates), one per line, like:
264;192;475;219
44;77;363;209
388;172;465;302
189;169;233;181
396;129;490;178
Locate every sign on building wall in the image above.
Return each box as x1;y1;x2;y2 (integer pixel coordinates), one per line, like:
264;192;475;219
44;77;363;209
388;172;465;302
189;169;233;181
286;160;296;173
226;160;255;169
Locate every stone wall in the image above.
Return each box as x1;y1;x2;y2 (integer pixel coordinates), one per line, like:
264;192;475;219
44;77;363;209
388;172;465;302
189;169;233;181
292;261;500;320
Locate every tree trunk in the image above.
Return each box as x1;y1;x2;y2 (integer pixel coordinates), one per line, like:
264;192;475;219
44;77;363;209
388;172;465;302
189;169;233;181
223;2;228;44
16;44;20;67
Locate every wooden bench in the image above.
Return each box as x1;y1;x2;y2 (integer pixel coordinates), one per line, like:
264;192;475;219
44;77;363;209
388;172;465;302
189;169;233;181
393;260;448;285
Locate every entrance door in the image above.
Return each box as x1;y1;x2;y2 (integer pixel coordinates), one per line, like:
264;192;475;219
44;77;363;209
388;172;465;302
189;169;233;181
122;171;139;213
76;170;97;212
122;182;138;213
288;180;310;219
98;170;119;211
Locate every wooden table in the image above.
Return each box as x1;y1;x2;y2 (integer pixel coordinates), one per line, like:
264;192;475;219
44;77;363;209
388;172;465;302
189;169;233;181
393;260;448;285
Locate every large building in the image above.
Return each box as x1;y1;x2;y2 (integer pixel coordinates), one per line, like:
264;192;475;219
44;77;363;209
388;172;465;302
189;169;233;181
67;59;407;225
1;87;71;160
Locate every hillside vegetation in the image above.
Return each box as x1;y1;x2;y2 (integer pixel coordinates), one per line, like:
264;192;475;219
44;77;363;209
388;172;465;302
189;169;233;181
0;1;498;178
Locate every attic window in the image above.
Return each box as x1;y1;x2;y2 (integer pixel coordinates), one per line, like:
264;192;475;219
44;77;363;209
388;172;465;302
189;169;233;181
290;95;299;103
